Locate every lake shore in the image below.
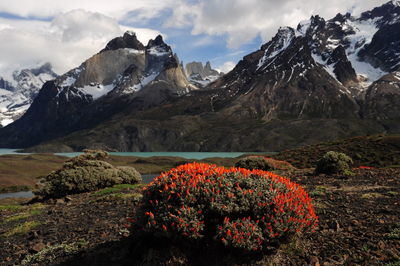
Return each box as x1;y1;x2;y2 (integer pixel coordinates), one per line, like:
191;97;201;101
0;153;255;193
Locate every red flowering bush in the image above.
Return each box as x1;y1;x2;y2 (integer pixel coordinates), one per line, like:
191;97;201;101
133;163;317;252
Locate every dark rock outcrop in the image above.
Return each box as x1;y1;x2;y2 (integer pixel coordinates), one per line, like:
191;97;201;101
101;31;145;52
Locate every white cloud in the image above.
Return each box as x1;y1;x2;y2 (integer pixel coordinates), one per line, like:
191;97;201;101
0;10;160;79
166;0;388;48
0;0;176;20
217;61;236;74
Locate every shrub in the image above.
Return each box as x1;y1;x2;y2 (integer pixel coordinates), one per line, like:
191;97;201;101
133;163;317;253
264;157;295;170
35;150;142;198
235;156;270;170
315;151;353;175
235;156;294;171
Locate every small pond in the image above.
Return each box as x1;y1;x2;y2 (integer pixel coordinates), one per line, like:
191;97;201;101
0;190;34;200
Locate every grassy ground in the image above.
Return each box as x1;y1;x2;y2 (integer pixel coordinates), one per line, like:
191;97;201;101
0;154;67;192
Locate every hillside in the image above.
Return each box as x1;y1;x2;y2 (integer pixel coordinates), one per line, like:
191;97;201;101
273;134;400;168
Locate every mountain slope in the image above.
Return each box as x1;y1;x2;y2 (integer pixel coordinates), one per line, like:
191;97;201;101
1;1;400;152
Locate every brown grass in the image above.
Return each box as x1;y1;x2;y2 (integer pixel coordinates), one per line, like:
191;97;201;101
0;154;239;192
0;154;67;189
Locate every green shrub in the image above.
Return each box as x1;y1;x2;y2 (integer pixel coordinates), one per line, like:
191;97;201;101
235;156;270;170
35;150;142;198
133;163;317;253
235;156;294;171
315;151;353;175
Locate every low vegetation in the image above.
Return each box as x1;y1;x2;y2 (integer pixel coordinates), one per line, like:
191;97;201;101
34;150;142;198
0;204;22;212
21;241;88;266
2;203;44;223
2;221;43;237
90;184;144;203
387;227;400;240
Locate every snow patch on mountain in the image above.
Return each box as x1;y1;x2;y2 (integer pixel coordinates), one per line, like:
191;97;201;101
61;76;76;87
326;37;341;50
122;71;160;94
124;48;145;55
311;53;340;83
345;18;387;86
258;27;294;70
77;84;115;100
296;19;311;37
147;46;170;57
393;71;400;81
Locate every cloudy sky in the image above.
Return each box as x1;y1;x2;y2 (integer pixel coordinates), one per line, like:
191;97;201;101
0;0;388;78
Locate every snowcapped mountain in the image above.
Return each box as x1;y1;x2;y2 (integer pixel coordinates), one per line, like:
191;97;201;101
53;32;194;103
208;0;400;122
0;1;399;152
253;1;400;90
185;61;222;87
0;32;195;148
0;63;57;127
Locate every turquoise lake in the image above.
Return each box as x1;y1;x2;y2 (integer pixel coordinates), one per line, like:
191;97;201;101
0;149;274;159
0;149;275;199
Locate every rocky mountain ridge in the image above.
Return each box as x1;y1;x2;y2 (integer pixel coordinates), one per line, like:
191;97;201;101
0;32;195;147
0;64;57;127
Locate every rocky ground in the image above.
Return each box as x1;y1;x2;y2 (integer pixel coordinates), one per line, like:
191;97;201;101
0;168;399;265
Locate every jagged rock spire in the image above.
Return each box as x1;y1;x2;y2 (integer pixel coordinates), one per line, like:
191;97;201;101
101;31;145;52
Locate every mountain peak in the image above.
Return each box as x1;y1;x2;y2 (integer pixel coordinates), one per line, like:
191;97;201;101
147;35;167;48
391;0;400;6
101;31;145;52
359;0;400;21
185;61;221;87
28;63;56;76
331;12;351;23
